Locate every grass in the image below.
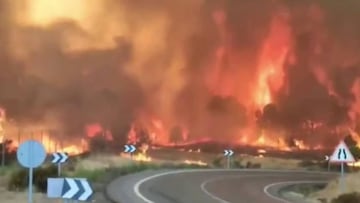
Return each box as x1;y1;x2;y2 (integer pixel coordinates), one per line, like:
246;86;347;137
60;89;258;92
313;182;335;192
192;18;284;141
0;165;18;176
280;183;327;197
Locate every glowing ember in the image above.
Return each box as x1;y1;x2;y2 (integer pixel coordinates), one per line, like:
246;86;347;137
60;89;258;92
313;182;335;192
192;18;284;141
132;153;152;162
120;143;152;162
188;149;201;153
183;160;208;166
256;134;266;146
257;149;267;154
62;146;80;155
350;161;360;168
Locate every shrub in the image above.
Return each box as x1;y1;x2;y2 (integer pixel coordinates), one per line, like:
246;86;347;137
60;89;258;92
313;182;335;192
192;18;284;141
245;161;261;169
298;160;317;167
232;160;244;168
212;157;223;167
7;165;58;193
71;168;106;182
331;192;360;203
7;169;27;191
33;165;58;192
89;134;108;153
0;165;17;176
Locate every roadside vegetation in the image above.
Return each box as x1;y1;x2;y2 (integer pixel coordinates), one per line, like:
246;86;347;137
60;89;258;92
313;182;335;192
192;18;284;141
2;133;360;199
331;192;360;203
280;183;327;199
5;160;208;193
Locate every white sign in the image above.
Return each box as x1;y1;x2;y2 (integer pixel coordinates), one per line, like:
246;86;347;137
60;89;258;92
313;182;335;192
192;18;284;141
329;140;355;163
223;149;234;157
47;178;65;198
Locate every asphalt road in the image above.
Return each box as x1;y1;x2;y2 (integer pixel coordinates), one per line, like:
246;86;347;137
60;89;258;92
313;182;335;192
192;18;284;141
106;169;337;203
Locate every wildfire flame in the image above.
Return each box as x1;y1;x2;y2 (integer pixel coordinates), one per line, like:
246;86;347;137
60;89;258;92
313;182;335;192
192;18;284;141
183;159;208;166
120;143;152;162
1;1;359;153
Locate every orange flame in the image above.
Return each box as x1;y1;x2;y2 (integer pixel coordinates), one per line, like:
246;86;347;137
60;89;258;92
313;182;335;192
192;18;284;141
254;11;290;108
183;159;208;166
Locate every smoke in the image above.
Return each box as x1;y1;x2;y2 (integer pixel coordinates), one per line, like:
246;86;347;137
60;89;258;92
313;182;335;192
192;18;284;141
0;0;359;146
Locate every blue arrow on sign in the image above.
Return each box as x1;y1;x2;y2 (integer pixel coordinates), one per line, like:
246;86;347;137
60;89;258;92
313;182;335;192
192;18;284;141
124;145;136;153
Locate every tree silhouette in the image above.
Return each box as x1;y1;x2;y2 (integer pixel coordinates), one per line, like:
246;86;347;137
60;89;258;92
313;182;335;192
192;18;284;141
169;126;183;144
89;133;108;153
344;134;357;148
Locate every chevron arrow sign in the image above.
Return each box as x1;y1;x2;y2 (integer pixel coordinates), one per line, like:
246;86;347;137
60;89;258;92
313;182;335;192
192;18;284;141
51;152;69;164
61;178;93;201
223;149;234;157
124;144;136;153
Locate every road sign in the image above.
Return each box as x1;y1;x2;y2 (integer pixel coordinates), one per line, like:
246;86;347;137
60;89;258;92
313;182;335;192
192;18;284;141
223;149;234;169
61;178;94;201
47;178;64;198
52;152;69;164
16;140;47;203
325;155;329;161
223;149;234;157
329;140;355;193
124;144;136;153
17;140;47;168
329;140;355;163
52;152;69;177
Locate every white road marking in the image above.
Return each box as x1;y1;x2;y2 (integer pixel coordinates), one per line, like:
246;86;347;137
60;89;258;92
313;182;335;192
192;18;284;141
133;169;335;203
200;178;232;203
263;180;329;203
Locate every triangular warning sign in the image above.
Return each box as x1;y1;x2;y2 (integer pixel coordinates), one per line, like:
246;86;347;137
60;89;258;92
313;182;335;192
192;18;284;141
329;140;355;163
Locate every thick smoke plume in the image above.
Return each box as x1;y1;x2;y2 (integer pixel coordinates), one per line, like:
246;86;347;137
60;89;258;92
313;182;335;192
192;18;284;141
0;0;359;147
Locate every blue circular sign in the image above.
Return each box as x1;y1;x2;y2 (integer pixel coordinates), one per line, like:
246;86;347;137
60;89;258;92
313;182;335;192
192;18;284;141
17;140;46;168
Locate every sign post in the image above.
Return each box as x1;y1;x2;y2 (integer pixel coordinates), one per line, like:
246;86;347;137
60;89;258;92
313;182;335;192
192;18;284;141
16;140;46;203
329;140;355;193
324;155;330;171
223;149;234;169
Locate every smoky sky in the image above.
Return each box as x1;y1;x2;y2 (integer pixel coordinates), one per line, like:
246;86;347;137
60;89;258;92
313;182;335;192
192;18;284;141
0;0;359;145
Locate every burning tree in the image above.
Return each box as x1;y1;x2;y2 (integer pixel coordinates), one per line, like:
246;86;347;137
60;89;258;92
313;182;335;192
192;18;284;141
169;126;183;144
0;139;14;152
0;139;16;165
134;128;151;149
88;132;108;153
344;134;360;160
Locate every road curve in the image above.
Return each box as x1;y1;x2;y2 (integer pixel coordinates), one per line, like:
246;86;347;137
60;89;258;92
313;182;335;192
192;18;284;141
106;169;337;203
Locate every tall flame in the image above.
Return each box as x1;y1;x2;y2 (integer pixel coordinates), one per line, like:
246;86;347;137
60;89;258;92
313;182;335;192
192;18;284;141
254;10;291;108
1;0;359;151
